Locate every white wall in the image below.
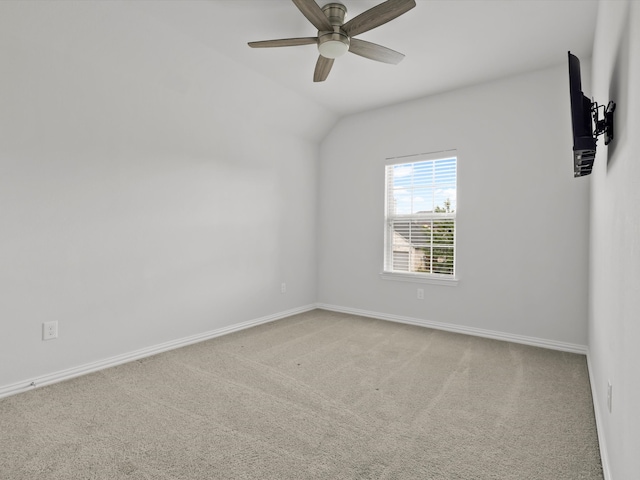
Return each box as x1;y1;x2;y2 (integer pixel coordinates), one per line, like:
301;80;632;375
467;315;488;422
318;64;590;348
0;2;335;388
1;5;631;475
589;1;640;478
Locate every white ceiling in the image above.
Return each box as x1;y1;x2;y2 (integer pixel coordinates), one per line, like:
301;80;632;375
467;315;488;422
2;0;599;121
140;0;599;117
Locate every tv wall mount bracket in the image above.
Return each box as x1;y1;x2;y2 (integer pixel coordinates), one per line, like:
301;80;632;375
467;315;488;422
592;100;616;145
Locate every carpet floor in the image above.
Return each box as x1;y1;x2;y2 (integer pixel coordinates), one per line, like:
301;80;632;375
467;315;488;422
0;309;603;479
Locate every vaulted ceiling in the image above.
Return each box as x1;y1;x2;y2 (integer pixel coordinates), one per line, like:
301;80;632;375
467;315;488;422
2;0;598;123
144;0;599;116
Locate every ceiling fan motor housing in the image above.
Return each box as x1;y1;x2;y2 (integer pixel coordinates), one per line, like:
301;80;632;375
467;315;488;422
318;3;350;58
248;0;416;81
322;3;347;26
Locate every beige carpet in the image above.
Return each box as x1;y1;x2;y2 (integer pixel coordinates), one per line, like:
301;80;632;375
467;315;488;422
0;310;603;479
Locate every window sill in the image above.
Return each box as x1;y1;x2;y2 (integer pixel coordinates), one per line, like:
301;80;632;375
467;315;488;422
379;271;459;287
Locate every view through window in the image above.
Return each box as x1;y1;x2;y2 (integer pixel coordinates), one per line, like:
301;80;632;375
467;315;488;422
384;154;457;277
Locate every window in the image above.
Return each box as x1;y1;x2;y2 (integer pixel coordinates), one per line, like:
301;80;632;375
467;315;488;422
384;153;457;281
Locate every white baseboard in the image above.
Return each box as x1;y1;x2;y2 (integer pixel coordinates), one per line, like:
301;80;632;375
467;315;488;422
317;303;588;354
0;304;316;400
586;351;612;480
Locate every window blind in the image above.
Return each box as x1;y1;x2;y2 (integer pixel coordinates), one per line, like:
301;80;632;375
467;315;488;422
384;156;457;276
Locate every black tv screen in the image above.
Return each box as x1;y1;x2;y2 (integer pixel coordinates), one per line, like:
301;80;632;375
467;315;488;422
568;52;596;177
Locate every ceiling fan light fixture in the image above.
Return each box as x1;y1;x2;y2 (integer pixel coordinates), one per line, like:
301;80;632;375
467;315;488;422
318;31;350;59
248;0;417;82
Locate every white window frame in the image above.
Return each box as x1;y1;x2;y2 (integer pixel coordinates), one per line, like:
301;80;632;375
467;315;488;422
381;150;458;286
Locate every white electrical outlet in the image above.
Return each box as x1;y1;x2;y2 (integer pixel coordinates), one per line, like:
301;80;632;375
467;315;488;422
42;321;58;341
417;288;424;300
607;381;612;413
281;282;287;294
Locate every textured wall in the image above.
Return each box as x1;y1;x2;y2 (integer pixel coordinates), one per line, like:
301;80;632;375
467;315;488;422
318;64;590;347
589;0;640;478
0;2;334;388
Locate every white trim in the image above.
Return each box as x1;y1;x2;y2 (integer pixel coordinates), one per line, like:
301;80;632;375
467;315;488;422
0;304;316;400
317;303;588;354
586;350;612;480
380;271;459;286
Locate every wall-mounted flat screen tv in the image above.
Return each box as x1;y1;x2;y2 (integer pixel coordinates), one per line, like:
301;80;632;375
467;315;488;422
568;51;616;178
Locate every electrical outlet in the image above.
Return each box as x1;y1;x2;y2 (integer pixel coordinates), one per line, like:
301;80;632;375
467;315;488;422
417;288;424;300
607;381;612;413
281;282;287;294
42;321;58;341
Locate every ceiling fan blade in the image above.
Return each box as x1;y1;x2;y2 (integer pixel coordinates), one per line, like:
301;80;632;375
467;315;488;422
342;0;416;38
348;38;405;64
248;37;318;48
314;55;334;82
292;0;332;32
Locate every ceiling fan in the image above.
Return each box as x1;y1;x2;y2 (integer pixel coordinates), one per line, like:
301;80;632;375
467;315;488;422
248;0;417;82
